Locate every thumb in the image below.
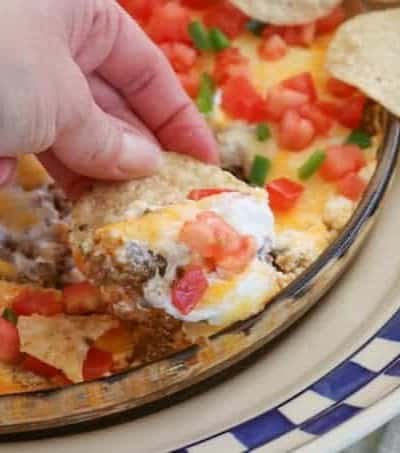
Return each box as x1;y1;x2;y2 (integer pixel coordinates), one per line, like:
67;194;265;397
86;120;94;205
52;100;162;181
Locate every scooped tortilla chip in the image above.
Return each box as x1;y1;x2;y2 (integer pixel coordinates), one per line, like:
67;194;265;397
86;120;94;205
327;8;400;117
18;314;117;383
230;0;341;24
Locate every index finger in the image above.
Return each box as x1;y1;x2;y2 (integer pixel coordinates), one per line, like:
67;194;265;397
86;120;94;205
98;4;218;164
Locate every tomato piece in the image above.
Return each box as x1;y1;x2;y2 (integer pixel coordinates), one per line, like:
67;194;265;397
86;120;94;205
267;178;304;212
181;0;215;9
204;1;248;39
160;43;197;73
178;70;201;98
282;72;318;103
316;6;346;35
298;103;333;136
214;47;249;85
82;347;113;381
265;86;309;122
217;236;257;275
326;77;357;98
0;318;20;364
283;23;316;47
21;355;60;378
222;76;267;123
147;3;191;44
337;95;367;129
279;110;315;151
259;35;288;61
118;0;162;25
337;172;367;201
316;100;340;119
188;188;235;201
13;289;63;317
172;266;209;315
319;145;366;181
63;282;102;315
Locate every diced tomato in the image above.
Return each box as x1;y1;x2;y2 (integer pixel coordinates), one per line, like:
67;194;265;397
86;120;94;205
172;266;209;315
180;0;215;9
265;86;309;122
283;23;316;47
298;103;333;136
279;110;315;151
282;72;318;103
262;25;287;40
178;70;201;98
316;6;346;35
188;188;235;201
63;282;101;315
326;77;357;98
82;347;113;381
21;355;60;378
216;236;257;275
12;289;63;317
146;3;191;44
213;47;249;85
0;318;20;364
319;145;366;181
267;178;304;212
259;35;288;61
222;76;267;123
203;1;248;39
337;172;367;201
316;100;340;119
118;0;162;25
337;95;366;129
160;43;197;73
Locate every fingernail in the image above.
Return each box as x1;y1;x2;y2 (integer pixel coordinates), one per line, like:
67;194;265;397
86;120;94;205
118;133;162;177
0;158;16;186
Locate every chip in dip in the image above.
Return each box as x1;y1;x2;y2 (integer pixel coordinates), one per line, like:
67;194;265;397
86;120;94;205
231;0;342;24
327;8;400;117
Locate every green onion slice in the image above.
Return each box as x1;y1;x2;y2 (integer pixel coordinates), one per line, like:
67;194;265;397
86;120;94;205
298;150;326;180
188;21;211;51
2;307;17;325
196;73;215;114
249;155;271;187
246;20;265;36
346;129;372;149
209;28;231;52
256;123;271;142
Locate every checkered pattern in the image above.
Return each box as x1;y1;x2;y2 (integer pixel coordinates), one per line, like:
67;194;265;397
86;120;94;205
176;309;400;453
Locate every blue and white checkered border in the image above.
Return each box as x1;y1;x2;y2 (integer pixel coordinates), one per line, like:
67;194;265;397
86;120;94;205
175;309;400;452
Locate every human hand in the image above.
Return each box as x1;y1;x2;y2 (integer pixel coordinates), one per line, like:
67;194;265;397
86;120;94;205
0;0;218;196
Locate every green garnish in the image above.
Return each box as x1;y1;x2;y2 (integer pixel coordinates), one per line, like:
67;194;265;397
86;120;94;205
196;73;215;114
209;28;231;52
256;123;271;142
2;308;17;325
249;155;271;187
188;21;211;51
346;129;372;149
298;150;326;180
246;19;266;36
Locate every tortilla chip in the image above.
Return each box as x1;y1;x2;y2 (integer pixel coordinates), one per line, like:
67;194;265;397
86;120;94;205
231;0;341;25
18;314;118;383
327;8;400;117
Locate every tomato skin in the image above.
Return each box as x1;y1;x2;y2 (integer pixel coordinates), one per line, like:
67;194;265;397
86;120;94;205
146;3;191;44
0;318;20;364
172;266;209;315
316;100;340;119
337;95;366;129
282;73;318;103
203;1;248;39
188;189;235;201
319;145;366;181
118;0;162;25
12;289;63;317
82;347;113;381
259;35;288;61
316;7;346;35
337;173;367;201
160;43;197;73
326;77;357;98
267;178;304;212
265;86;309;122
214;47;249;85
180;0;214;9
21;355;60;378
222;76;267;123
63;282;101;315
178;70;200;98
298;103;333;136
279;110;315;151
